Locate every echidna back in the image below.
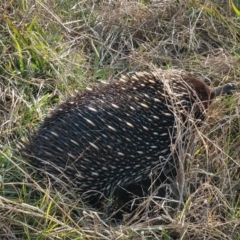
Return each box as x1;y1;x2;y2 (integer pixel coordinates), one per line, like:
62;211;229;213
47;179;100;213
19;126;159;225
21;70;213;201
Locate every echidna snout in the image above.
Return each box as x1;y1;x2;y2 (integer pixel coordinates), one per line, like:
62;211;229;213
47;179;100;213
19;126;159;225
211;83;235;98
20;69;234;209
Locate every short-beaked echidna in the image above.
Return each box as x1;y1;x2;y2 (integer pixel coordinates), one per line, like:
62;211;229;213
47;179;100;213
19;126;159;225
20;69;234;208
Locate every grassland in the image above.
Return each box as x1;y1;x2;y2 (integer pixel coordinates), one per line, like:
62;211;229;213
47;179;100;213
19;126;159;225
0;0;239;239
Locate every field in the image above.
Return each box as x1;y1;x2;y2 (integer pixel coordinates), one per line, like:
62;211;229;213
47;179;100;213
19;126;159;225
0;0;240;239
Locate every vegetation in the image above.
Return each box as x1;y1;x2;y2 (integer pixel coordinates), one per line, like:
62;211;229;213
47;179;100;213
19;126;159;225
0;0;239;239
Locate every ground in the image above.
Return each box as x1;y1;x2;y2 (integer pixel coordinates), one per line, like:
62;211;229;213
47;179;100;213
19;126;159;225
0;0;239;239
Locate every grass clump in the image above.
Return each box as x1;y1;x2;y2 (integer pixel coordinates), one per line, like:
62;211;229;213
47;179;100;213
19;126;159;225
0;0;239;239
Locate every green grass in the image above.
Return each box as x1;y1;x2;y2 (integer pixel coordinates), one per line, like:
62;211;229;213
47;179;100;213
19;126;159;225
0;0;239;239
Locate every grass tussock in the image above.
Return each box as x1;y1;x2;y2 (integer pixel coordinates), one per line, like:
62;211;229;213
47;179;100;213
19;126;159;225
0;0;240;239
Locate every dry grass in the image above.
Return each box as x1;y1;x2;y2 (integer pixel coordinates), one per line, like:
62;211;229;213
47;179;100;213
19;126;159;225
0;0;240;239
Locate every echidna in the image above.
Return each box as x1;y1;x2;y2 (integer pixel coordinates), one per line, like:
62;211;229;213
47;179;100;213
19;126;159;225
20;69;234;211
